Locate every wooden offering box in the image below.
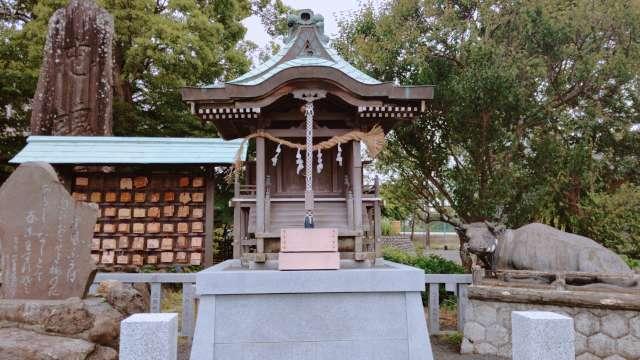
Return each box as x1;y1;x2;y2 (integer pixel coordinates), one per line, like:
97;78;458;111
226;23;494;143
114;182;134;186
279;228;340;270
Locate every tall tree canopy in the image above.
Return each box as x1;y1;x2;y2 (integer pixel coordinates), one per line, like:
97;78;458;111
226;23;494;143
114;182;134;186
0;0;289;181
336;0;640;257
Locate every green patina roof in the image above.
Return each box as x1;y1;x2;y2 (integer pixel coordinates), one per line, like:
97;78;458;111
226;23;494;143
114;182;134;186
210;9;381;88
11;136;246;164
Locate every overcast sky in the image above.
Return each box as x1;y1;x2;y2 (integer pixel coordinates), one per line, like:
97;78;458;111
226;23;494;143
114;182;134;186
243;0;381;48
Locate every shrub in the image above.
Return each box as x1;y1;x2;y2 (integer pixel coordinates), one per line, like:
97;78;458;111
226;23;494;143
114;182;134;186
382;247;465;274
381;218;393;236
622;256;640;269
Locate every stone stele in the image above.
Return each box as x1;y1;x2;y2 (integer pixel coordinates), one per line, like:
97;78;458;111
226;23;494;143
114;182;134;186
30;0;114;136
0;162;99;300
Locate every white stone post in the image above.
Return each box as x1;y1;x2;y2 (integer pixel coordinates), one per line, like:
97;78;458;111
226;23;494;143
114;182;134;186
120;313;178;360
512;311;574;360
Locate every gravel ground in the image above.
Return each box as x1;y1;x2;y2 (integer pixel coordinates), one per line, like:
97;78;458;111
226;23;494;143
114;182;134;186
178;336;510;360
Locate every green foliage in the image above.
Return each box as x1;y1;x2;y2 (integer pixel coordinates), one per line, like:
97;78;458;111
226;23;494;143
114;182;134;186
621;256;640;270
139;265;158;273
441;332;463;349
383;247;465;304
578;185;640;259
382;247;465;274
381;218;392;236
379;181;416;220
336;0;640;239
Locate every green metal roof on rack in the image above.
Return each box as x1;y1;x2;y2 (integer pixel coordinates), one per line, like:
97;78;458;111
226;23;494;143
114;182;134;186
10;136;246;165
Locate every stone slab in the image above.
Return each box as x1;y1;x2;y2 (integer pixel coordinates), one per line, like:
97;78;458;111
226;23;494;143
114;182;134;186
120;313;178;360
196;259;425;295
512;311;575;360
0;162;98;300
214;292;408;342
280;228;338;252
278;252;340;270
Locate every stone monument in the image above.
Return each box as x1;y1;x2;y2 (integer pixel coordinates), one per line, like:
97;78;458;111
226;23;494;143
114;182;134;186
30;0;114;136
0;162;99;300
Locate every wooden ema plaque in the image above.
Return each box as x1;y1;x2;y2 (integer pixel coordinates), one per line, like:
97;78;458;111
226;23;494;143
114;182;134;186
278;228;340;270
73;174;207;269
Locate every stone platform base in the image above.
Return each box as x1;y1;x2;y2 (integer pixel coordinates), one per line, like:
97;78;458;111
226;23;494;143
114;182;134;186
462;290;640;359
190;259;433;360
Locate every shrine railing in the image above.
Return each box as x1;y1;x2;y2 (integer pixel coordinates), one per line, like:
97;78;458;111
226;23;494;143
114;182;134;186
90;273;197;338
424;273;473;335
0;271;472;339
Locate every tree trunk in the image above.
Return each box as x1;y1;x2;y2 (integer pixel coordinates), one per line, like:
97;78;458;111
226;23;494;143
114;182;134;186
425;223;431;249
457;228;473;271
410;214;416;242
112;45;134;104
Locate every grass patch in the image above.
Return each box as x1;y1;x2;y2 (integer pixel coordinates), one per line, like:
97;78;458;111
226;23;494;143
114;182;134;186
441;331;463;348
161;287;184;332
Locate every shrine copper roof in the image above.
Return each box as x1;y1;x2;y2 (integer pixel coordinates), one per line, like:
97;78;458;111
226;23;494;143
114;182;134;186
220;39;381;87
182;9;433;103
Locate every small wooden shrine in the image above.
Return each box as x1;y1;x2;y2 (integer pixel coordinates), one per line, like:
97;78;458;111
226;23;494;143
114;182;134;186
182;9;433;265
11;136;245;269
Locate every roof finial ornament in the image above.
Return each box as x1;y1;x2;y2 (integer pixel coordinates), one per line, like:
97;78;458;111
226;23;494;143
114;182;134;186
286;9;328;44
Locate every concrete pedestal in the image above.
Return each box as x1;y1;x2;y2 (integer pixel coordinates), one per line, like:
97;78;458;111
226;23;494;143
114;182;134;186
512;311;575;360
190;260;433;360
120;313;178;360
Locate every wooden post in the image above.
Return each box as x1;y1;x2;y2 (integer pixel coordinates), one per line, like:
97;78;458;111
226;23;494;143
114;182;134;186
255;137;265;257
373;176;382;257
265;175;271;233
352;141;363;257
428;283;440;334
457;283;469;332
232;171;241;259
204;171;215;267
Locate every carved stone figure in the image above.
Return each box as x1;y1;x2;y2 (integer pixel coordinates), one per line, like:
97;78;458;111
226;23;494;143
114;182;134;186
0;162;99;299
30;0;114;136
463;222;632;273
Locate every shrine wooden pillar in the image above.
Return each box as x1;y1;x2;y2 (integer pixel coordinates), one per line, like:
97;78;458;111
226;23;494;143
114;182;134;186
255;136;266;258
374;176;382;257
352;140;364;259
232;171;241;259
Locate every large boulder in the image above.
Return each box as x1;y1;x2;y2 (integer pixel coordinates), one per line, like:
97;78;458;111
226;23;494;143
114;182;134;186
0;328;114;360
0;281;147;358
97;280;149;315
